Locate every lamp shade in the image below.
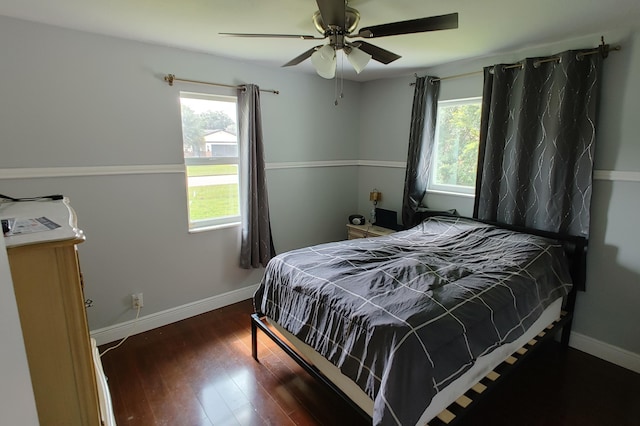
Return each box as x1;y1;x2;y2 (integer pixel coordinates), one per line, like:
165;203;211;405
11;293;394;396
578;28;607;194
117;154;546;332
346;46;372;74
311;45;336;79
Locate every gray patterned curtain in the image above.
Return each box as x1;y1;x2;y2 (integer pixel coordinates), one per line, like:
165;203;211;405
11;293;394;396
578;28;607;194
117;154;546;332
238;84;276;268
402;76;440;228
473;50;603;237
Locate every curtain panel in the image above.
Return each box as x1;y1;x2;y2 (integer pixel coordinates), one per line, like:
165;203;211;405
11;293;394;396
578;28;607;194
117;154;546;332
474;50;603;237
401;76;440;228
238;84;276;269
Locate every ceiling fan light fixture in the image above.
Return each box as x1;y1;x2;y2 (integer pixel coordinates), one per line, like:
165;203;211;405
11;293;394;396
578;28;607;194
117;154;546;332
345;46;372;74
311;44;336;79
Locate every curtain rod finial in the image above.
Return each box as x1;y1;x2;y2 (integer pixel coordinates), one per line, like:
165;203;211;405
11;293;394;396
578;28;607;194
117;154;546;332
598;36;611;58
164;74;175;86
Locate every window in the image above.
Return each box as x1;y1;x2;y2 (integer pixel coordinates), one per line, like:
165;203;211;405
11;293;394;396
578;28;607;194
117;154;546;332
180;90;240;230
429;97;482;195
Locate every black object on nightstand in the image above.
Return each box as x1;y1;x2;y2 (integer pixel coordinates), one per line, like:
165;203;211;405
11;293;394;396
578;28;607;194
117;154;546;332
375;208;403;231
2;219;12;235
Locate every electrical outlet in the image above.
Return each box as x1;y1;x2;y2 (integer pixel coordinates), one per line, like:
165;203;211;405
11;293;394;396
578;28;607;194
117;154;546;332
131;293;143;309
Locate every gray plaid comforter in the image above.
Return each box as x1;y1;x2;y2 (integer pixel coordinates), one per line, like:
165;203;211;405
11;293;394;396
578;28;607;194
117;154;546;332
254;216;573;425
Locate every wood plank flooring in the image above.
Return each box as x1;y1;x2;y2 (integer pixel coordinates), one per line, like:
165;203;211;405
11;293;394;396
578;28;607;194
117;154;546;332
99;299;640;426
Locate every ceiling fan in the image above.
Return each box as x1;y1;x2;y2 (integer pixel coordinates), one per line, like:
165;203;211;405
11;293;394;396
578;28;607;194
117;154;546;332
220;0;458;78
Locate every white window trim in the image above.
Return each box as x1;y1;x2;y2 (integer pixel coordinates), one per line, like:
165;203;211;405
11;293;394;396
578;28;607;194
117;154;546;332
187;220;241;234
426;188;476;198
185;157;239;167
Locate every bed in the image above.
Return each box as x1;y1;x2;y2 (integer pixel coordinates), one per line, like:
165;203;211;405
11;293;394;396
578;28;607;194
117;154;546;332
251;216;586;425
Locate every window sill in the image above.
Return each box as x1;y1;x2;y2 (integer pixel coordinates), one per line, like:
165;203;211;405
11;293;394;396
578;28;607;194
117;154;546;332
188;221;241;234
426;189;475;198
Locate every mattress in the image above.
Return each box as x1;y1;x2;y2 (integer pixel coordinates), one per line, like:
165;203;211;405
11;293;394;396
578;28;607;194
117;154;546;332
268;297;562;425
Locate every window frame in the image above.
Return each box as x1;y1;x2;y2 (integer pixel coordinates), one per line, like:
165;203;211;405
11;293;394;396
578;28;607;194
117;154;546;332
180;89;241;232
428;96;482;197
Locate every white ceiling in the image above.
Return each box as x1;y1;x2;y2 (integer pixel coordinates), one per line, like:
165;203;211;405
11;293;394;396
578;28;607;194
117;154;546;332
2;0;639;81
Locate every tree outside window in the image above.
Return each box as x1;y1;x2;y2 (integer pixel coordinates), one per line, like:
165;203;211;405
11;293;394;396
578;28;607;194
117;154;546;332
430;98;481;195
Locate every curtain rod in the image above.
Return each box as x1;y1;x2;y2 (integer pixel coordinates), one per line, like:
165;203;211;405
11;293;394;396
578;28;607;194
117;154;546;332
164;74;280;94
499;43;622;72
411;39;621;85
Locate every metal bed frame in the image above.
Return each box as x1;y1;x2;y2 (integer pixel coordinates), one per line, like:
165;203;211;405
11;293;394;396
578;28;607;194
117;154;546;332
251;221;588;425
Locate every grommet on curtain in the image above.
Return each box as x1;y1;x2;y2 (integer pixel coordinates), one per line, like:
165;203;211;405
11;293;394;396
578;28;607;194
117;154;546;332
533;57;561;68
409;74;427;87
502;63;524;71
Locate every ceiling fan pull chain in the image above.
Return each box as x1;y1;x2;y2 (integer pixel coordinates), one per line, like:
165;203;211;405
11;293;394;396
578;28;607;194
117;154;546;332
340;52;345;101
340;52;344;99
333;49;340;106
334;69;339;106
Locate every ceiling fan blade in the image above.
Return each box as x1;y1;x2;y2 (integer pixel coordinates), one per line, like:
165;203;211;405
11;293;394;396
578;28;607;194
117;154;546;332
219;32;324;40
282;45;324;67
315;0;346;28
352;41;401;64
355;13;458;38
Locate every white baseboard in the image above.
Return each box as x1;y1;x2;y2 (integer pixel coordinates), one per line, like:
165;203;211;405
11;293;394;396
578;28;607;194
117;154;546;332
90;284;259;346
92;289;640;376
569;331;640;374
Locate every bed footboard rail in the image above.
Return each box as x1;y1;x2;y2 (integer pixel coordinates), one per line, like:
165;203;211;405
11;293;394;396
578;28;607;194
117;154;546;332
250;312;372;422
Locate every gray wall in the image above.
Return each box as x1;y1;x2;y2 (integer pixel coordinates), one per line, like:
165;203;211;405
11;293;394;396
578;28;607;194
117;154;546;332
357;29;640;356
0;15;361;330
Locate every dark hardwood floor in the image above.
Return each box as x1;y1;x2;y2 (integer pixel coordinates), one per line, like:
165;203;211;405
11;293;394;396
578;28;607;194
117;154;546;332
100;300;640;426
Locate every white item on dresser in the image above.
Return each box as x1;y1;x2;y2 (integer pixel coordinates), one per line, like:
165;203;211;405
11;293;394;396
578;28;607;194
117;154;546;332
91;338;116;426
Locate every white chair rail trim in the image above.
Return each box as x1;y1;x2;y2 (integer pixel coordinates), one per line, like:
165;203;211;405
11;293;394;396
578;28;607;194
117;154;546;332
0;164;184;179
0;163;637;181
593;170;640;182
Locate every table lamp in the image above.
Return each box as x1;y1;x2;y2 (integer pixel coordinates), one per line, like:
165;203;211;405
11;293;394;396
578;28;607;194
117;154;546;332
369;190;381;224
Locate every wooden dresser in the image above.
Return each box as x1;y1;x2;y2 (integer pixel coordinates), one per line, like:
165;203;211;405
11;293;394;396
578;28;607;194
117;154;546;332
2;199;103;426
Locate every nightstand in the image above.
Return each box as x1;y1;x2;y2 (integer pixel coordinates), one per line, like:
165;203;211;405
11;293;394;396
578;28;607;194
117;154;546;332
346;223;395;240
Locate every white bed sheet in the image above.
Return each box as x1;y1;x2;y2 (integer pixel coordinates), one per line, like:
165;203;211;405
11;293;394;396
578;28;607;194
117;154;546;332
268;297;562;425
